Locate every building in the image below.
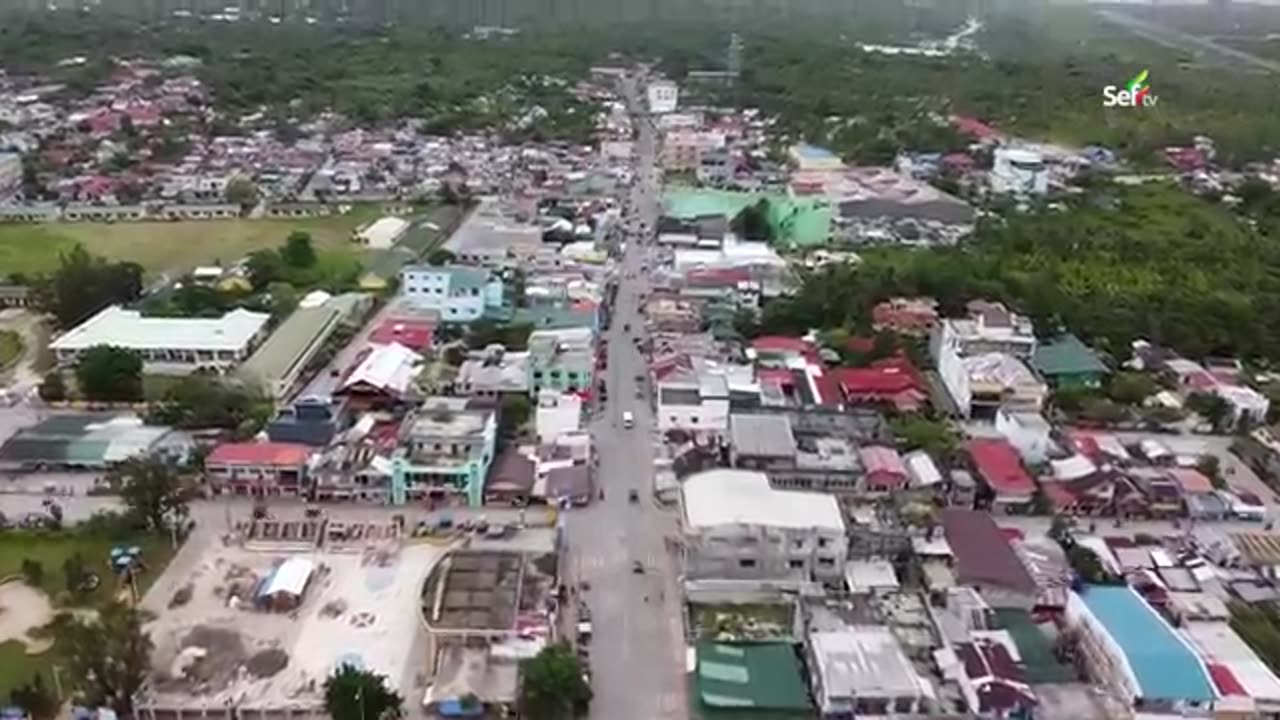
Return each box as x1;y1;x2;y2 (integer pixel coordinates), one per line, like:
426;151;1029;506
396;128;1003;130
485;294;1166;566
51;305;269;375
728;414;797;470
696;147;734;185
239;297;352;399
354;216;410;249
991;148;1048;197
647;80;679;114
872;297;939;335
0;285;31;308
830;357;928;413
527;327;594;395
681;468;847;583
1180;621;1280;716
953;637;1038;717
937;300;1037;359
535;390;581;444
335;342;422;407
255;557;315;612
694;642;813;718
205;441;312;497
1031;334;1109;389
368;317;434;353
807;627;938;716
967;439;1036;512
656;373;730;440
455;347;530;398
994;408;1054;465
1066;585;1216;714
0;413;192;471
0;152;23;197
859;445;908;492
392;397;497;507
941;509;1037;609
400;265;504;323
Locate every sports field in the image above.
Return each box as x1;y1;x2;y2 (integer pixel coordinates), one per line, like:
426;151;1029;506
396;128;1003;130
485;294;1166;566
0;206;381;277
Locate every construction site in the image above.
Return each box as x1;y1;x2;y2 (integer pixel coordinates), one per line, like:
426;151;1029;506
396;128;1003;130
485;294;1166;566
133;515;447;720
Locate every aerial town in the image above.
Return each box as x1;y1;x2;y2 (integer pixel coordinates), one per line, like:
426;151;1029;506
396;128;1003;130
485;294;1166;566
7;3;1280;720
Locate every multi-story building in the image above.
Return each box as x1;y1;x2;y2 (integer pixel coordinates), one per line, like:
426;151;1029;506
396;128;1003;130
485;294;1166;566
527;327;594;395
681;468;848;584
204;442;313;497
656;373;731;441
647;80;679;114
391;397;497;507
0;152;22;197
936;300;1037;359
51;305;270;375
400;264;504;323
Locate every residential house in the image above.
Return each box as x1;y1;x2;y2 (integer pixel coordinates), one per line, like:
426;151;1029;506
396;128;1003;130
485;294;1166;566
830;356;928;413
967;438;1036;513
807;626;939;716
400;264;504;323
455;347;530;398
205;442;312;497
994;407;1054;465
942;509;1038;609
391;397;498;507
0;285;31;308
872;297;939;335
1031;334;1109;389
859;445;908;493
334;342;422;408
954;638;1038;718
937;300;1037;359
656;371;731;441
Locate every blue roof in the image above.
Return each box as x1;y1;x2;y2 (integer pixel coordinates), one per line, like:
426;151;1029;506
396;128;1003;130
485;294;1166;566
795;143;836;159
1077;586;1215;703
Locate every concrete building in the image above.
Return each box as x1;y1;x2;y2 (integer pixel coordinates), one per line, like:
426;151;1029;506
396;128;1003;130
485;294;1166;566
51;305;269;375
994;407;1054;465
680;468;847;583
807;627;938;716
354;216;410;249
991;147;1048;197
939;300;1037;359
527;327;594;395
392;397;497;507
400;264;504;323
205;441;312;497
239;295;360;399
696;147;734;185
647;79;679;114
655;372;730;440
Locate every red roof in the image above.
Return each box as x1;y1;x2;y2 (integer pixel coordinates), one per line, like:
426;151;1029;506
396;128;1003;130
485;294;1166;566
687;267;751;286
831;357;924;395
1168;467;1214;494
369;318;433;351
207;442;311;467
950;114;1000;140
1066;431;1103;463
752;336;815;355
1207;663;1248;697
968;438;1036;497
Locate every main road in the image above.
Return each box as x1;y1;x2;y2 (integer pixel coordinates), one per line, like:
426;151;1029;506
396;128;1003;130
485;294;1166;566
566;73;688;720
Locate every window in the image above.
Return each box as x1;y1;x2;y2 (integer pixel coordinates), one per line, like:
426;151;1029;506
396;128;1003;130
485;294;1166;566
817;538;829;549
817;557;835;567
788;559;804;569
738;558;756;568
691;416;699;424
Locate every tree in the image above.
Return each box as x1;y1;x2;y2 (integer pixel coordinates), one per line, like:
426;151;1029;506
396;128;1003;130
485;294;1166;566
324;664;403;720
224;177;258;209
10;673;59;720
730;199;772;242
246;249;284;290
21;558;44;587
75;345;143;402
520;642;592;720
146;376;272;435
110;457;190;534
500;394;532;438
1107;371;1158;406
38;371;67;402
890;417;958;458
426;248;457;266
282;231;317;268
1187;392;1232;431
63;552;90;595
34;244;143;329
1198;454;1227;490
46;600;153;714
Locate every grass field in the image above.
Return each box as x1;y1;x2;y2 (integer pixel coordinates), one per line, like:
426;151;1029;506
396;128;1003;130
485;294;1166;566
0;329;22;372
0;205;382;278
0;530;176;697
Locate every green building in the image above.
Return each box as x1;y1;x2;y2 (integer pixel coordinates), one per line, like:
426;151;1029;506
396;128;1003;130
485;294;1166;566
1031;333;1110;389
692;641;815;720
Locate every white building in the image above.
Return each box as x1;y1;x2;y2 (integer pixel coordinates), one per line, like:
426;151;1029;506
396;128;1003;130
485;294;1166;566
938;301;1037;359
400;264;505;323
995;407;1055;464
1180;621;1280;716
647;80;679;114
535;390;582;444
808;627;938;716
991;148;1049;197
51;305;270;374
0;152;22;197
681;468;847;583
656;372;731;440
354;216;410;249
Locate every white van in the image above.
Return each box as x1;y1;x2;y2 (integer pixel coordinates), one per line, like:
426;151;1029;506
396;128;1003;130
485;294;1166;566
622;411;635;429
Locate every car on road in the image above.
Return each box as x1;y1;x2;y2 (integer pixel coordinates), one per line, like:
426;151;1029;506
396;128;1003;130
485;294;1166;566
628;489;639;503
622;411;634;428
631;560;645;574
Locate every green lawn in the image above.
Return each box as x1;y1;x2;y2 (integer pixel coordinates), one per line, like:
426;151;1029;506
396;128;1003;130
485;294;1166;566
0;205;382;278
0;329;22;372
0;530;176;698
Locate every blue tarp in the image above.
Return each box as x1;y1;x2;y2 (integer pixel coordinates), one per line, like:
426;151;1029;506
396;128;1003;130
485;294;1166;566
436;700;483;718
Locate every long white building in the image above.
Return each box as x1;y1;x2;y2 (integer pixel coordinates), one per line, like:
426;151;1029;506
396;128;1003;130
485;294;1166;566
681;468;847;583
51;305;270;375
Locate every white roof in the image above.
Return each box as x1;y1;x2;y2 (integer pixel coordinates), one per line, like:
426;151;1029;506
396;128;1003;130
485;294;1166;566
1182;621;1280;703
1052;454;1097;481
357;216;409;247
810;628;935;702
341;342;422;394
844;560;901;593
261;556;315;598
904;450;943;487
681;469;844;532
51;305;269;353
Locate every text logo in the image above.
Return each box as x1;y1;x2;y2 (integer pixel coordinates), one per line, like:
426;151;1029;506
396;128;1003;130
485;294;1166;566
1102;69;1158;108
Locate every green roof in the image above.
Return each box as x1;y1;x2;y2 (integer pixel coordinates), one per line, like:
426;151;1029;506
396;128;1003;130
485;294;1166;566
993;609;1075;684
239;304;343;395
1031;333;1109;377
511;305;594;330
695;642;812;712
445;265;493;292
663;187;831;249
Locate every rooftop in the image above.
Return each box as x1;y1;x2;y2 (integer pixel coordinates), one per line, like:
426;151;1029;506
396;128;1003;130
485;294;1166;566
338;342;422;396
941;509;1036;595
206;441;311;467
682;469;845;533
967;439;1036;497
695;641;812;711
51;305;269;352
1074;585;1215;703
1181;621;1280;704
1031;334;1109;378
239;301;345;391
0;412;183;469
421;549;556;633
728;414;797;458
811;627;935;703
406;397;494;439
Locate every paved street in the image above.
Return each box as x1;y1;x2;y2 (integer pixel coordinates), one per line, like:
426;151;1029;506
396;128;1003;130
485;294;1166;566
567;74;688;720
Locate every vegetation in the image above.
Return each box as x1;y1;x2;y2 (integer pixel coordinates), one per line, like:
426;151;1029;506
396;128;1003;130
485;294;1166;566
74;345;144;402
9;673;58;720
323;664;403;720
36;371;66;402
31;244;142;329
889;416;959;459
769;184;1280;365
730;200;774;242
109;457;192;534
0;329;22;371
520;643;592;720
43;600;153;714
1232;602;1280;677
467;319;534;351
146;376;273;436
